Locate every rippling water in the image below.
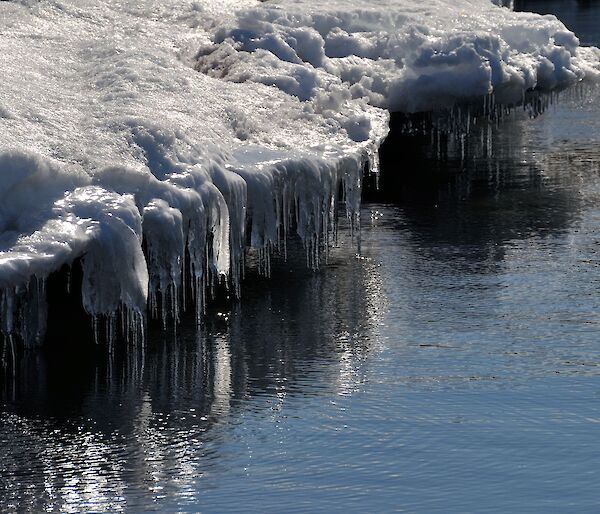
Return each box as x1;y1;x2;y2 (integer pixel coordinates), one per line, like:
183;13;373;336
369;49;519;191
3;2;600;513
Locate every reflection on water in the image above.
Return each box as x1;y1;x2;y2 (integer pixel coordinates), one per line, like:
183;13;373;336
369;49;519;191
0;242;387;512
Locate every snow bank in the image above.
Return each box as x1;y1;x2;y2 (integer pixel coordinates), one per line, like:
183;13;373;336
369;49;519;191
0;0;381;346
201;0;600;112
0;0;598;347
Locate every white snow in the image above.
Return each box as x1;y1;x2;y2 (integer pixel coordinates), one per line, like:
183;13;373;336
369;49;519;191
0;0;598;346
203;0;600;113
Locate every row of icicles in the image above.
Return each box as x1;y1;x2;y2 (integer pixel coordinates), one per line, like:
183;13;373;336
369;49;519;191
2;82;598;355
0;159;365;353
394;83;598;163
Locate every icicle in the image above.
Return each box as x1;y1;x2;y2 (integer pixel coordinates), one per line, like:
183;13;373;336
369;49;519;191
92;315;100;346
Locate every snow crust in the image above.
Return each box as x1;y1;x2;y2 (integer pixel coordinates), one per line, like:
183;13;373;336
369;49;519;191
0;0;598;346
202;0;600;113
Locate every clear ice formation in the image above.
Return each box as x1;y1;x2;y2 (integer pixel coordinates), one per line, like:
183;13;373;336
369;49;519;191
0;0;598;346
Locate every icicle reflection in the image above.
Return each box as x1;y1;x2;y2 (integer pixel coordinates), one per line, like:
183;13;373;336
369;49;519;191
0;229;387;512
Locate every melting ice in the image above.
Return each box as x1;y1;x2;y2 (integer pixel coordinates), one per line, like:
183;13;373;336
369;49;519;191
0;0;598;346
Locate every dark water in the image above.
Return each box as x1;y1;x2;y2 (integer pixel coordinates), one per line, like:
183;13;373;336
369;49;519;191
3;3;600;513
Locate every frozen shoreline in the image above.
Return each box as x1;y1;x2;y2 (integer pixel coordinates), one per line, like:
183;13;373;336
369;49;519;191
0;0;598;346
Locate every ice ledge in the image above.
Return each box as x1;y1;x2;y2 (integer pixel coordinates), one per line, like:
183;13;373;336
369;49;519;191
1;0;598;347
0;142;384;347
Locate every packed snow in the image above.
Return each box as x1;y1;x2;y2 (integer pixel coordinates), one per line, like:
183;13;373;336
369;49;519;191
0;0;598;346
200;0;600;111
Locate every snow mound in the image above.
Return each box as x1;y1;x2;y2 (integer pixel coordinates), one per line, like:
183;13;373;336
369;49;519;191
199;0;600;112
0;0;382;346
1;0;598;346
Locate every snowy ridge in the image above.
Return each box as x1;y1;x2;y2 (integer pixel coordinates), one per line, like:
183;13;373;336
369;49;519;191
200;0;600;113
0;0;598;347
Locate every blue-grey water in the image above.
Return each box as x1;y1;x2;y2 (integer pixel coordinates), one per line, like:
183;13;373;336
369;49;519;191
2;2;600;512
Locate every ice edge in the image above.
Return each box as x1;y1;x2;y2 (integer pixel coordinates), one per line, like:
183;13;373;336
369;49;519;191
1;0;599;347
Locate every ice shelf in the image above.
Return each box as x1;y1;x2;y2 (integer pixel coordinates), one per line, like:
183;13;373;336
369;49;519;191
0;0;598;346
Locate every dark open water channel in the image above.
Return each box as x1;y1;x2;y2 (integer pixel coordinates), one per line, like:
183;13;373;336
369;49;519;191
2;2;600;512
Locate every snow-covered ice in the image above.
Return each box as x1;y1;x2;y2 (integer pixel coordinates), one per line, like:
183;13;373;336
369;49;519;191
201;0;600;111
0;0;598;346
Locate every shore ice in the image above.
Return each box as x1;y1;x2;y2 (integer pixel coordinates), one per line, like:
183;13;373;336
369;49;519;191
0;0;598;346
